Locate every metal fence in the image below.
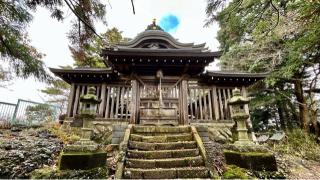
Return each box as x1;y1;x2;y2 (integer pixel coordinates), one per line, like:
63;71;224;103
0;99;59;125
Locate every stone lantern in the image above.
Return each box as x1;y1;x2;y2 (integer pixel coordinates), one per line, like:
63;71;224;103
79;87;101;141
228;88;253;146
80;87;101;115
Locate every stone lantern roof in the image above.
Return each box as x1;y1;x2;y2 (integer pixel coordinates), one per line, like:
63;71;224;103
228;88;249;105
80;87;101;104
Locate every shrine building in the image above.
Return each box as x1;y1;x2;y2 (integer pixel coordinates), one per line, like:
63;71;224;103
50;21;266;126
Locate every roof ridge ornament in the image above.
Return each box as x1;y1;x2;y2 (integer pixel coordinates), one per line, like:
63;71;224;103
146;18;163;31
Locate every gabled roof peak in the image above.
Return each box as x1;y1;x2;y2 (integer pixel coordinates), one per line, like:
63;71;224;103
116;22;208;51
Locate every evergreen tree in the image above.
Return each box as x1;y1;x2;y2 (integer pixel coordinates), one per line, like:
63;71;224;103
205;0;320;133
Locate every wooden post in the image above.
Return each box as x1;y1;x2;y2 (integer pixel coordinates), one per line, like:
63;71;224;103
218;88;224;120
199;88;203;120
212;86;220;120
99;83;107;117
189;88;194;122
72;85;80;117
130;80;138;124
208;88;213;120
194;88;198;120
105;86;111;118
120;87;125;119
223;88;228;119
181;79;188;125
115;87;120;118
67;83;75;117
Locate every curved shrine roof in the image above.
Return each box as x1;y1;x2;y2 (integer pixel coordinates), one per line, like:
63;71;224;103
102;21;220;75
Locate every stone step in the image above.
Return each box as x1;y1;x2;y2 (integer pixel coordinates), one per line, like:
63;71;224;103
124;166;209;179
126;156;204;168
129;141;197;150
130;133;193;143
133;126;190;133
127;149;200;159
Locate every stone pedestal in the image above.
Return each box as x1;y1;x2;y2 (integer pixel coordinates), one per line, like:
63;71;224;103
233;114;254;146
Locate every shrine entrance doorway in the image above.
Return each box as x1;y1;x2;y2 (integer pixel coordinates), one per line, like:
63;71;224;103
137;73;181;125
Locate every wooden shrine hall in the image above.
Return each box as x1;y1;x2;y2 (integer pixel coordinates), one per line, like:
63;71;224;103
51;21;266;125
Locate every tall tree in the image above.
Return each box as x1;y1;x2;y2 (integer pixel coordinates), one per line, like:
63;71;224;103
205;0;320;132
0;0;107;81
73;27;126;68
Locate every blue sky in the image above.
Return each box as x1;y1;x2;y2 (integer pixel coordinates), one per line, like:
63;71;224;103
159;14;180;33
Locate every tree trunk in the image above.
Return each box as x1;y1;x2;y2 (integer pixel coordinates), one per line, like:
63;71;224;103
293;80;310;130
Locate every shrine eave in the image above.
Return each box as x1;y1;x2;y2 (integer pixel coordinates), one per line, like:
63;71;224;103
201;71;268;86
49;68;118;84
102;48;221;58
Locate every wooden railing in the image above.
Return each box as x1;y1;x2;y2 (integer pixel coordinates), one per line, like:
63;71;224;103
67;83;132;121
67;81;247;124
187;82;240;122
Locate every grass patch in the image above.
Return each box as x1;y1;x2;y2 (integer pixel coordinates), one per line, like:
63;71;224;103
43;121;80;144
271;129;320;161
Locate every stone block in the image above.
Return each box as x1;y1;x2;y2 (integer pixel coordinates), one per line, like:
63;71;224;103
126;159;156;168
113;125;128;131
112;131;125;138
143;169;176;179
129;141;156;151
156;158;188;168
176;167;209;178
166;134;193;142
59;152;107;170
224;150;277;171
130;134;143;141
111;137;120;144
133;126;156;133
171;149;199;158
124;168;143;179
128;150;172;159
156;141;197;150
196;126;208;132
185;156;204;166
142;135;167;143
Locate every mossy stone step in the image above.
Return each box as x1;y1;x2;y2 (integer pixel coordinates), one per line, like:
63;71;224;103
126;156;204;168
124;167;209;179
133;126;190;133
129;141;197;150
127;148;199;159
130;133;193;143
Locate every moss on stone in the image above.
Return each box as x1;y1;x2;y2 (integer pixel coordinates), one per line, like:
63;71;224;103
224;150;277;171
58;151;107;170
223;165;250;179
31;166;108;179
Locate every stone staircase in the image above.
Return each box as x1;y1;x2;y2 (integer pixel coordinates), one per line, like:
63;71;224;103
119;125;210;179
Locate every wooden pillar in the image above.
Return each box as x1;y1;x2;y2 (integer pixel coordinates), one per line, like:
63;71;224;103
130;80;138;124
180;79;188;125
212;85;220;120
72;85;80;117
67;83;76;117
99;83;107;117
